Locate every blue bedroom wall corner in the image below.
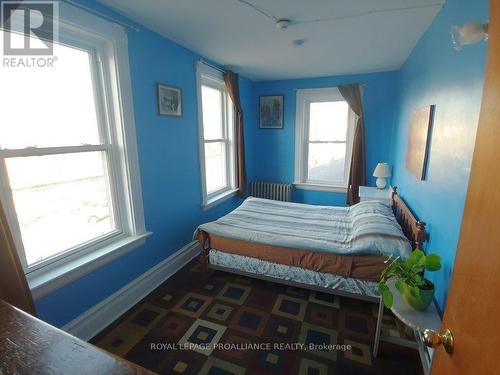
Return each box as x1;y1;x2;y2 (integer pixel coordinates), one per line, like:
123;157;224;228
390;0;488;311
251;71;399;206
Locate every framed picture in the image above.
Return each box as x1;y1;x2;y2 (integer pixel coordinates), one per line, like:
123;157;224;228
405;105;435;180
157;83;182;117
259;95;284;129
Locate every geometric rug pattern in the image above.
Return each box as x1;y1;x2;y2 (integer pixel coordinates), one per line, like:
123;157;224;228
92;260;423;374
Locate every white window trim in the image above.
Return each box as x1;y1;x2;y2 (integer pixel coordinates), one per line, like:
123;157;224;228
294;87;357;193
0;2;150;297
196;62;237;209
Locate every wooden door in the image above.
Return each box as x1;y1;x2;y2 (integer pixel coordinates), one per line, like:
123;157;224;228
431;1;500;373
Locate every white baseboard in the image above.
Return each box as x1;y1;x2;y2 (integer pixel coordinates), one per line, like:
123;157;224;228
62;241;199;341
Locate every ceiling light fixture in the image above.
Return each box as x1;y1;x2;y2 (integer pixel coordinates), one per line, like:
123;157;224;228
276;19;291;30
451;21;488;51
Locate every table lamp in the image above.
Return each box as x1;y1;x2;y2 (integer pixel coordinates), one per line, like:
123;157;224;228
373;163;391;189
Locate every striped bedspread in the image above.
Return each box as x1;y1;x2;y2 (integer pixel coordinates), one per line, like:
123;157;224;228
198;197;412;258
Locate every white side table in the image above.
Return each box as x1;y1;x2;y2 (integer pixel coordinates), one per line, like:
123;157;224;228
359;186;392;204
387;280;441;375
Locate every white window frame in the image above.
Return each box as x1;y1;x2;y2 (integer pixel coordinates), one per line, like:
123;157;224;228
196;62;237;209
0;3;150;299
294;87;357;193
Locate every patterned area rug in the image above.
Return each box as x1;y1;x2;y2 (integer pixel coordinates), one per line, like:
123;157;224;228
92;260;422;375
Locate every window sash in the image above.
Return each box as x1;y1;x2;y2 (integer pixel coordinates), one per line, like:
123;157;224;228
304;105;351;186
305;140;349;185
0;2;147;296
304;140;350;186
201;82;228;139
0;144;109;157
201;85;226;141
197;63;236;206
0;149;126;273
204;139;230;196
0;32;127;273
203;117;234;199
295;88;355;189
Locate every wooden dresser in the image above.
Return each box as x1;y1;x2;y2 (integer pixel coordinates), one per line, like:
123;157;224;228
0;300;155;375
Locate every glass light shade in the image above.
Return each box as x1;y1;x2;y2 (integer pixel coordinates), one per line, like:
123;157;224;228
373;162;392;178
451;21;488;51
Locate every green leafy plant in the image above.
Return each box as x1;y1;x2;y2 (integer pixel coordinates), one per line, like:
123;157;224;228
378;249;441;309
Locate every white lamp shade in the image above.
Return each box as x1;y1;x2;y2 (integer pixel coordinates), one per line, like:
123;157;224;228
373;163;392;178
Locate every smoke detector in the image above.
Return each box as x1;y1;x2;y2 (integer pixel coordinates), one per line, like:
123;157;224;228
276;19;291;30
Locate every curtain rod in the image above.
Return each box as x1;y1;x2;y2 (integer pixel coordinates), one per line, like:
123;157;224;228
61;0;140;32
198;59;227;74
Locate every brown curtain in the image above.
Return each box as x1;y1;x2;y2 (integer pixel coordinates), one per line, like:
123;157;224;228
0;200;36;315
223;71;246;197
339;84;366;205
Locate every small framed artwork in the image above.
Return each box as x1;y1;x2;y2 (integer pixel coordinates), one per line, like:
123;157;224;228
259;95;284;129
405;105;435;180
157;83;182;117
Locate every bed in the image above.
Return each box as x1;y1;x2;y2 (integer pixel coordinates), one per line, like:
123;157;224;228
196;187;427;356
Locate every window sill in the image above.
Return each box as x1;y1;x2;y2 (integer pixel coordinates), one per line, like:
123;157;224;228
294;182;348;193
28;232;153;300
203;188;239;210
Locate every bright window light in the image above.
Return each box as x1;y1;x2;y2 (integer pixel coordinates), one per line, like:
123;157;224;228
0;32;100;149
204;142;226;193
202;85;223;140
0;31;119;267
201;85;227;194
295;87;356;189
5;152;115;265
197;62;236;205
307;101;349;183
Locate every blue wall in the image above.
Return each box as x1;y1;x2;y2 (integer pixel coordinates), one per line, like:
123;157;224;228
35;0;256;327
390;0;488;310
251;72;399;206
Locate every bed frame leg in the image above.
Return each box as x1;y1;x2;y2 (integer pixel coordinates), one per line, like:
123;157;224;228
197;230;208;278
373;297;384;358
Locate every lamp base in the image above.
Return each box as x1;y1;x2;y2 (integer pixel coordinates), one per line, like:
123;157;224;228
376;177;387;189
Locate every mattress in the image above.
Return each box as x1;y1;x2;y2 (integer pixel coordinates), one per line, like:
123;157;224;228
198;197;412;258
208;233;386;281
209;249;379;298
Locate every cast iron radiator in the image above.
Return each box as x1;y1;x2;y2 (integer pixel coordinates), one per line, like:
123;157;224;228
250;181;292;202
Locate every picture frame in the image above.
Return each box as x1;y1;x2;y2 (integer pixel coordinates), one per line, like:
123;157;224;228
157;83;182;117
405;105;435;180
259;95;284;129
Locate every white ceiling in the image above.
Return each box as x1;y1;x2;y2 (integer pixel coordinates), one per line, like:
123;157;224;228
97;0;445;81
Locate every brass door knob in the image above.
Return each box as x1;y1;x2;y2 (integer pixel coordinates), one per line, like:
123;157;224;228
423;328;454;354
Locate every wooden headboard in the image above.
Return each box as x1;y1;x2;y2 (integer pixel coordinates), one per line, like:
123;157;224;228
391;187;428;249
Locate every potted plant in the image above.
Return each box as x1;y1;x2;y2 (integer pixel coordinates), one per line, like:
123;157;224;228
378;249;441;311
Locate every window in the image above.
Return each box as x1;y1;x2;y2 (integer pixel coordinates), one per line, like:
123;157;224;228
294;88;357;192
0;4;147;290
196;62;236;207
